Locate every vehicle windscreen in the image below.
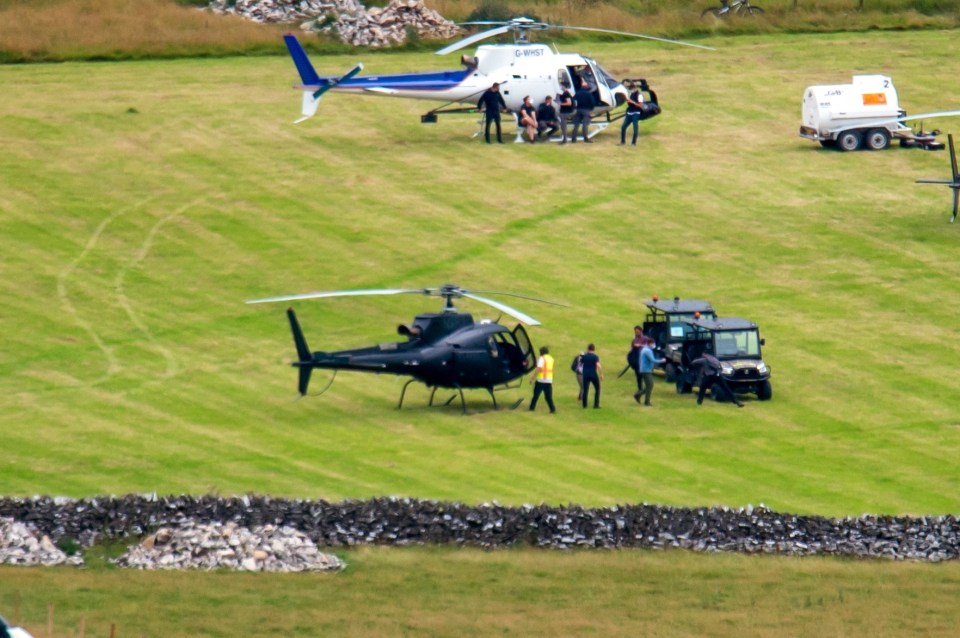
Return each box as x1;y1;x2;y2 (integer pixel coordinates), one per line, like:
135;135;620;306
590;61;619;89
714;329;761;358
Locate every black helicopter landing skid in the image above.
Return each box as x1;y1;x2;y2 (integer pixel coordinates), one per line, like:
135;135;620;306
398;380;524;413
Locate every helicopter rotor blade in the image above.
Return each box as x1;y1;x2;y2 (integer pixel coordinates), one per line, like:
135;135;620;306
461;292;542;326
435;25;513;55
466;289;569;308
247;288;425;305
547;24;715;50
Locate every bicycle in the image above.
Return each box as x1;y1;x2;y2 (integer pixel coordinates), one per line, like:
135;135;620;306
701;0;764;18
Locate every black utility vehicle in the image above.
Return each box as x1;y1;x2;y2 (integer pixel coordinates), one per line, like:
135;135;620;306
642;297;717;381
673;317;772;401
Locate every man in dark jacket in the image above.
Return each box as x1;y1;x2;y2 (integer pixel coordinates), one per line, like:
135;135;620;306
691;352;744;407
571;80;596;143
537;95;560;140
477;82;508;144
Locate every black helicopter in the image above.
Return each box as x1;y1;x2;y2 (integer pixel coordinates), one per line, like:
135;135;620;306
916;133;960;223
246;284;564;412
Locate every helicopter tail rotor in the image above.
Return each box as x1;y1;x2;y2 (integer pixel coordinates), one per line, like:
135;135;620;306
287;308;314;395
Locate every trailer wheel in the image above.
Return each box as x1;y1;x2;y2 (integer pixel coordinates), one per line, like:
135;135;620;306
837;130;862;152
819;139;837;149
864;128;891;151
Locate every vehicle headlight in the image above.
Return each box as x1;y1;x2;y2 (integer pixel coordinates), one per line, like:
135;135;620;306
757;362;768;374
721;363;734;375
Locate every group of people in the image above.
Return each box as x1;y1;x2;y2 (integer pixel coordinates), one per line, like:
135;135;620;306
477;80;602;145
527;325;744;412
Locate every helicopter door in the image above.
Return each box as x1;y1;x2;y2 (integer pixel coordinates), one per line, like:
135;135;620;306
510;324;536;373
584;58;616;108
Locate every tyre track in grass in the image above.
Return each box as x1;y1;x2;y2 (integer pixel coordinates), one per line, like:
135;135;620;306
56;198;160;385
113;199;205;384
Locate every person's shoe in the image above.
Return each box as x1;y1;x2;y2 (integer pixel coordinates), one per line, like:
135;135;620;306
696;399;703;405
584;139;593;143
644;402;651;406
632;142;637;146
737;403;744;408
593;405;600;409
619;141;626;145
571;139;577;143
633;392;641;404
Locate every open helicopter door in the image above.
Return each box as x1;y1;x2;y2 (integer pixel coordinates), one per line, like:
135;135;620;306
511;324;537;373
584;57;618;108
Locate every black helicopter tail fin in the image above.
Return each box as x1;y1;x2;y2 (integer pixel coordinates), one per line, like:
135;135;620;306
287;307;314;395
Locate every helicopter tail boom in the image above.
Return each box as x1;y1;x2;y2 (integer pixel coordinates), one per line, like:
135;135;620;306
287;308;314;395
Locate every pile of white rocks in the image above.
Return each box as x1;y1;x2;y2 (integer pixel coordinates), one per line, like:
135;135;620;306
0;517;83;567
206;0;460;47
114;521;344;572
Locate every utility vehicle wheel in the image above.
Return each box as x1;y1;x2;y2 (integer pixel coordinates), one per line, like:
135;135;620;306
664;362;678;382
745;5;765;15
864;128;891;151
676;379;692;394
701;7;723;18
757;380;772;401
711;385;728;402
837;130;862;152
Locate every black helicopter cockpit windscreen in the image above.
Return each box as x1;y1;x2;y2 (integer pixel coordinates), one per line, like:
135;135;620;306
585;58;618;107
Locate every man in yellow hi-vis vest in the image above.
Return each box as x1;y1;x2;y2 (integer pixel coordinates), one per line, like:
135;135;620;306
528;345;556;413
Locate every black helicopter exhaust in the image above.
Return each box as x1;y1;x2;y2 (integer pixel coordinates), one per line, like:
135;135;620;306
287;308;314;395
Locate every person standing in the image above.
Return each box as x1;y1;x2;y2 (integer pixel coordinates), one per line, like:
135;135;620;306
691;352;744;407
580;343;603;408
528;346;556;413
637;338;666;406
629;325;645;398
571;80;595;143
620;82;645;146
557;84;575;144
478;82;508;144
571;350;584;401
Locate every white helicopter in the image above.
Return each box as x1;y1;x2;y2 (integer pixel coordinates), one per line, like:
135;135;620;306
284;17;713;135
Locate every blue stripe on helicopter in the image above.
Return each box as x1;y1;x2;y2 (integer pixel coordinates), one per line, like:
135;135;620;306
285;33;471;92
317;70;473;92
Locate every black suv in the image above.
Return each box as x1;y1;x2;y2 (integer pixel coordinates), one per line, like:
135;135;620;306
673;317;772;401
642;297;717;381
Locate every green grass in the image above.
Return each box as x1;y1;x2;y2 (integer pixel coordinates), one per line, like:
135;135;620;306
2;28;960;635
4;30;960;515
5;548;960;637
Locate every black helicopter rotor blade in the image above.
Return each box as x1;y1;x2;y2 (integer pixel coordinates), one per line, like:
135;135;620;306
950;134;959;182
460;292;542;326
465;288;569;308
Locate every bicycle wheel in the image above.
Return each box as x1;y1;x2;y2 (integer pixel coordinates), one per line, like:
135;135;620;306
744;5;764;14
701;7;725;18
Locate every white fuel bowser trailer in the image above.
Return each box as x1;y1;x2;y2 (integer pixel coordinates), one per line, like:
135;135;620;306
800;75;909;151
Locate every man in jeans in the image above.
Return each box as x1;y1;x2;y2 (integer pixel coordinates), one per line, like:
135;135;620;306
636;338;665;406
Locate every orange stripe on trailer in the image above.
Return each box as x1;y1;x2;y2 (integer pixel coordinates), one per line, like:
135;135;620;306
862;92;887;106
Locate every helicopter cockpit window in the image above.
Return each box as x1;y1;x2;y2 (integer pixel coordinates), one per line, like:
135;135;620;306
591;62;619;90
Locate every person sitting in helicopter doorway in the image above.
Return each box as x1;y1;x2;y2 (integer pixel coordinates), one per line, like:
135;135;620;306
580;343;603;408
537;95;560;140
620;82;645;146
556;83;575;144
691;352;744;407
528;346;556;413
637;338;666;406
478;82;508;144
571;79;595;143
518;96;539;143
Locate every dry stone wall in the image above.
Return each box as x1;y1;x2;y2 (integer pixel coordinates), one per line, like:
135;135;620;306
1;495;959;562
206;0;460;47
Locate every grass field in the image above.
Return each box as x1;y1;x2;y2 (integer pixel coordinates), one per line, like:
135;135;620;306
2;27;960;636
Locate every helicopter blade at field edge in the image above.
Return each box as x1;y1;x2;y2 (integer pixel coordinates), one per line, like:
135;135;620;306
548;24;716;50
